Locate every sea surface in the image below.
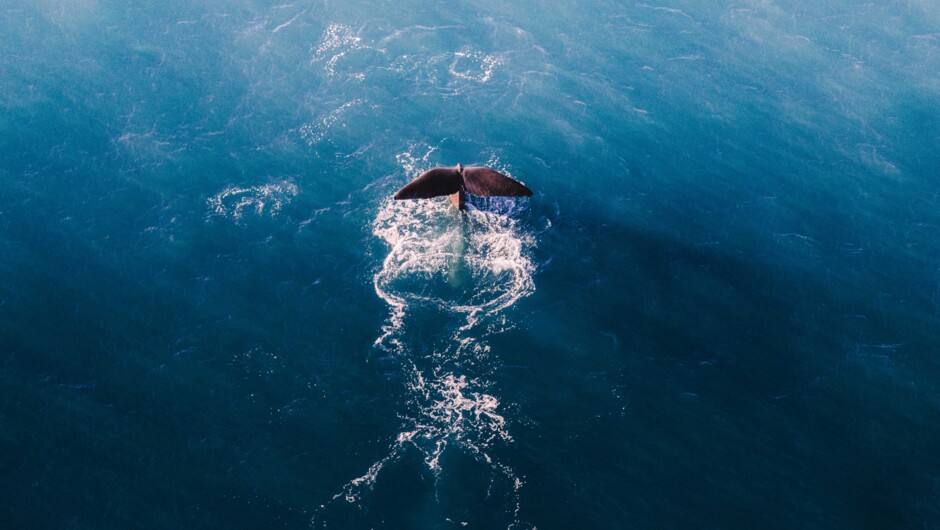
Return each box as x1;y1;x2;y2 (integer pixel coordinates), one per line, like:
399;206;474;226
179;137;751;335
2;1;940;528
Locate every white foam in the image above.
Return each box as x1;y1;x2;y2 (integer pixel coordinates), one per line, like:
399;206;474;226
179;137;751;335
326;367;520;517
206;181;298;221
372;196;534;323
449;50;502;83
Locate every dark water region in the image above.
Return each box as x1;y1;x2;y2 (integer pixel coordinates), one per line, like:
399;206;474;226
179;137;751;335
2;0;940;528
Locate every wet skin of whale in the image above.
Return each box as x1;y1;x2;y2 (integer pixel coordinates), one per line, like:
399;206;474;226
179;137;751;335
393;164;533;211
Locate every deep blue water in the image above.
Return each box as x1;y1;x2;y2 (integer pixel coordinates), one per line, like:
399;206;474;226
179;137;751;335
3;1;940;528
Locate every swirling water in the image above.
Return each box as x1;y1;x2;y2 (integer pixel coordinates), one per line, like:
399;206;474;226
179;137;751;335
2;1;940;528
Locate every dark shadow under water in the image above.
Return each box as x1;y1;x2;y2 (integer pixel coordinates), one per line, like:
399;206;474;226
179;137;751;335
497;198;940;529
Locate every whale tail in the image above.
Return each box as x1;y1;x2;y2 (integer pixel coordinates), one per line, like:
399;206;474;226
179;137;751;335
393;165;532;210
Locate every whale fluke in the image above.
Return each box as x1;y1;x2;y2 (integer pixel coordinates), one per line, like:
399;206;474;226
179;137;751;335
393;164;532;210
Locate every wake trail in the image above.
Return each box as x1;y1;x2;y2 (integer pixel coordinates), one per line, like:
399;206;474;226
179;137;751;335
314;185;536;528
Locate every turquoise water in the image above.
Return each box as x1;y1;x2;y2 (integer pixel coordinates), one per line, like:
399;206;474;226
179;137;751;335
3;1;940;528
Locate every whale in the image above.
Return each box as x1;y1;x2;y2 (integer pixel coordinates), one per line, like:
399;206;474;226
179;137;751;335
393;164;532;210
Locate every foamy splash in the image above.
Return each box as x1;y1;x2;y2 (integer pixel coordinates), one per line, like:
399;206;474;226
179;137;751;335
314;155;535;528
206;181;298;222
371;192;535;344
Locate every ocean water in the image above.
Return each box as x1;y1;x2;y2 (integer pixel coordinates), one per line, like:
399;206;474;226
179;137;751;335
2;0;940;528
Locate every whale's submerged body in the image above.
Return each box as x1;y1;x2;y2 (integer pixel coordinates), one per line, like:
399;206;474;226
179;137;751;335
393;164;532;210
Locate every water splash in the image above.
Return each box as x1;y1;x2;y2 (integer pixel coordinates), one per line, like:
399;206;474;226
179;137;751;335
372;195;535;333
